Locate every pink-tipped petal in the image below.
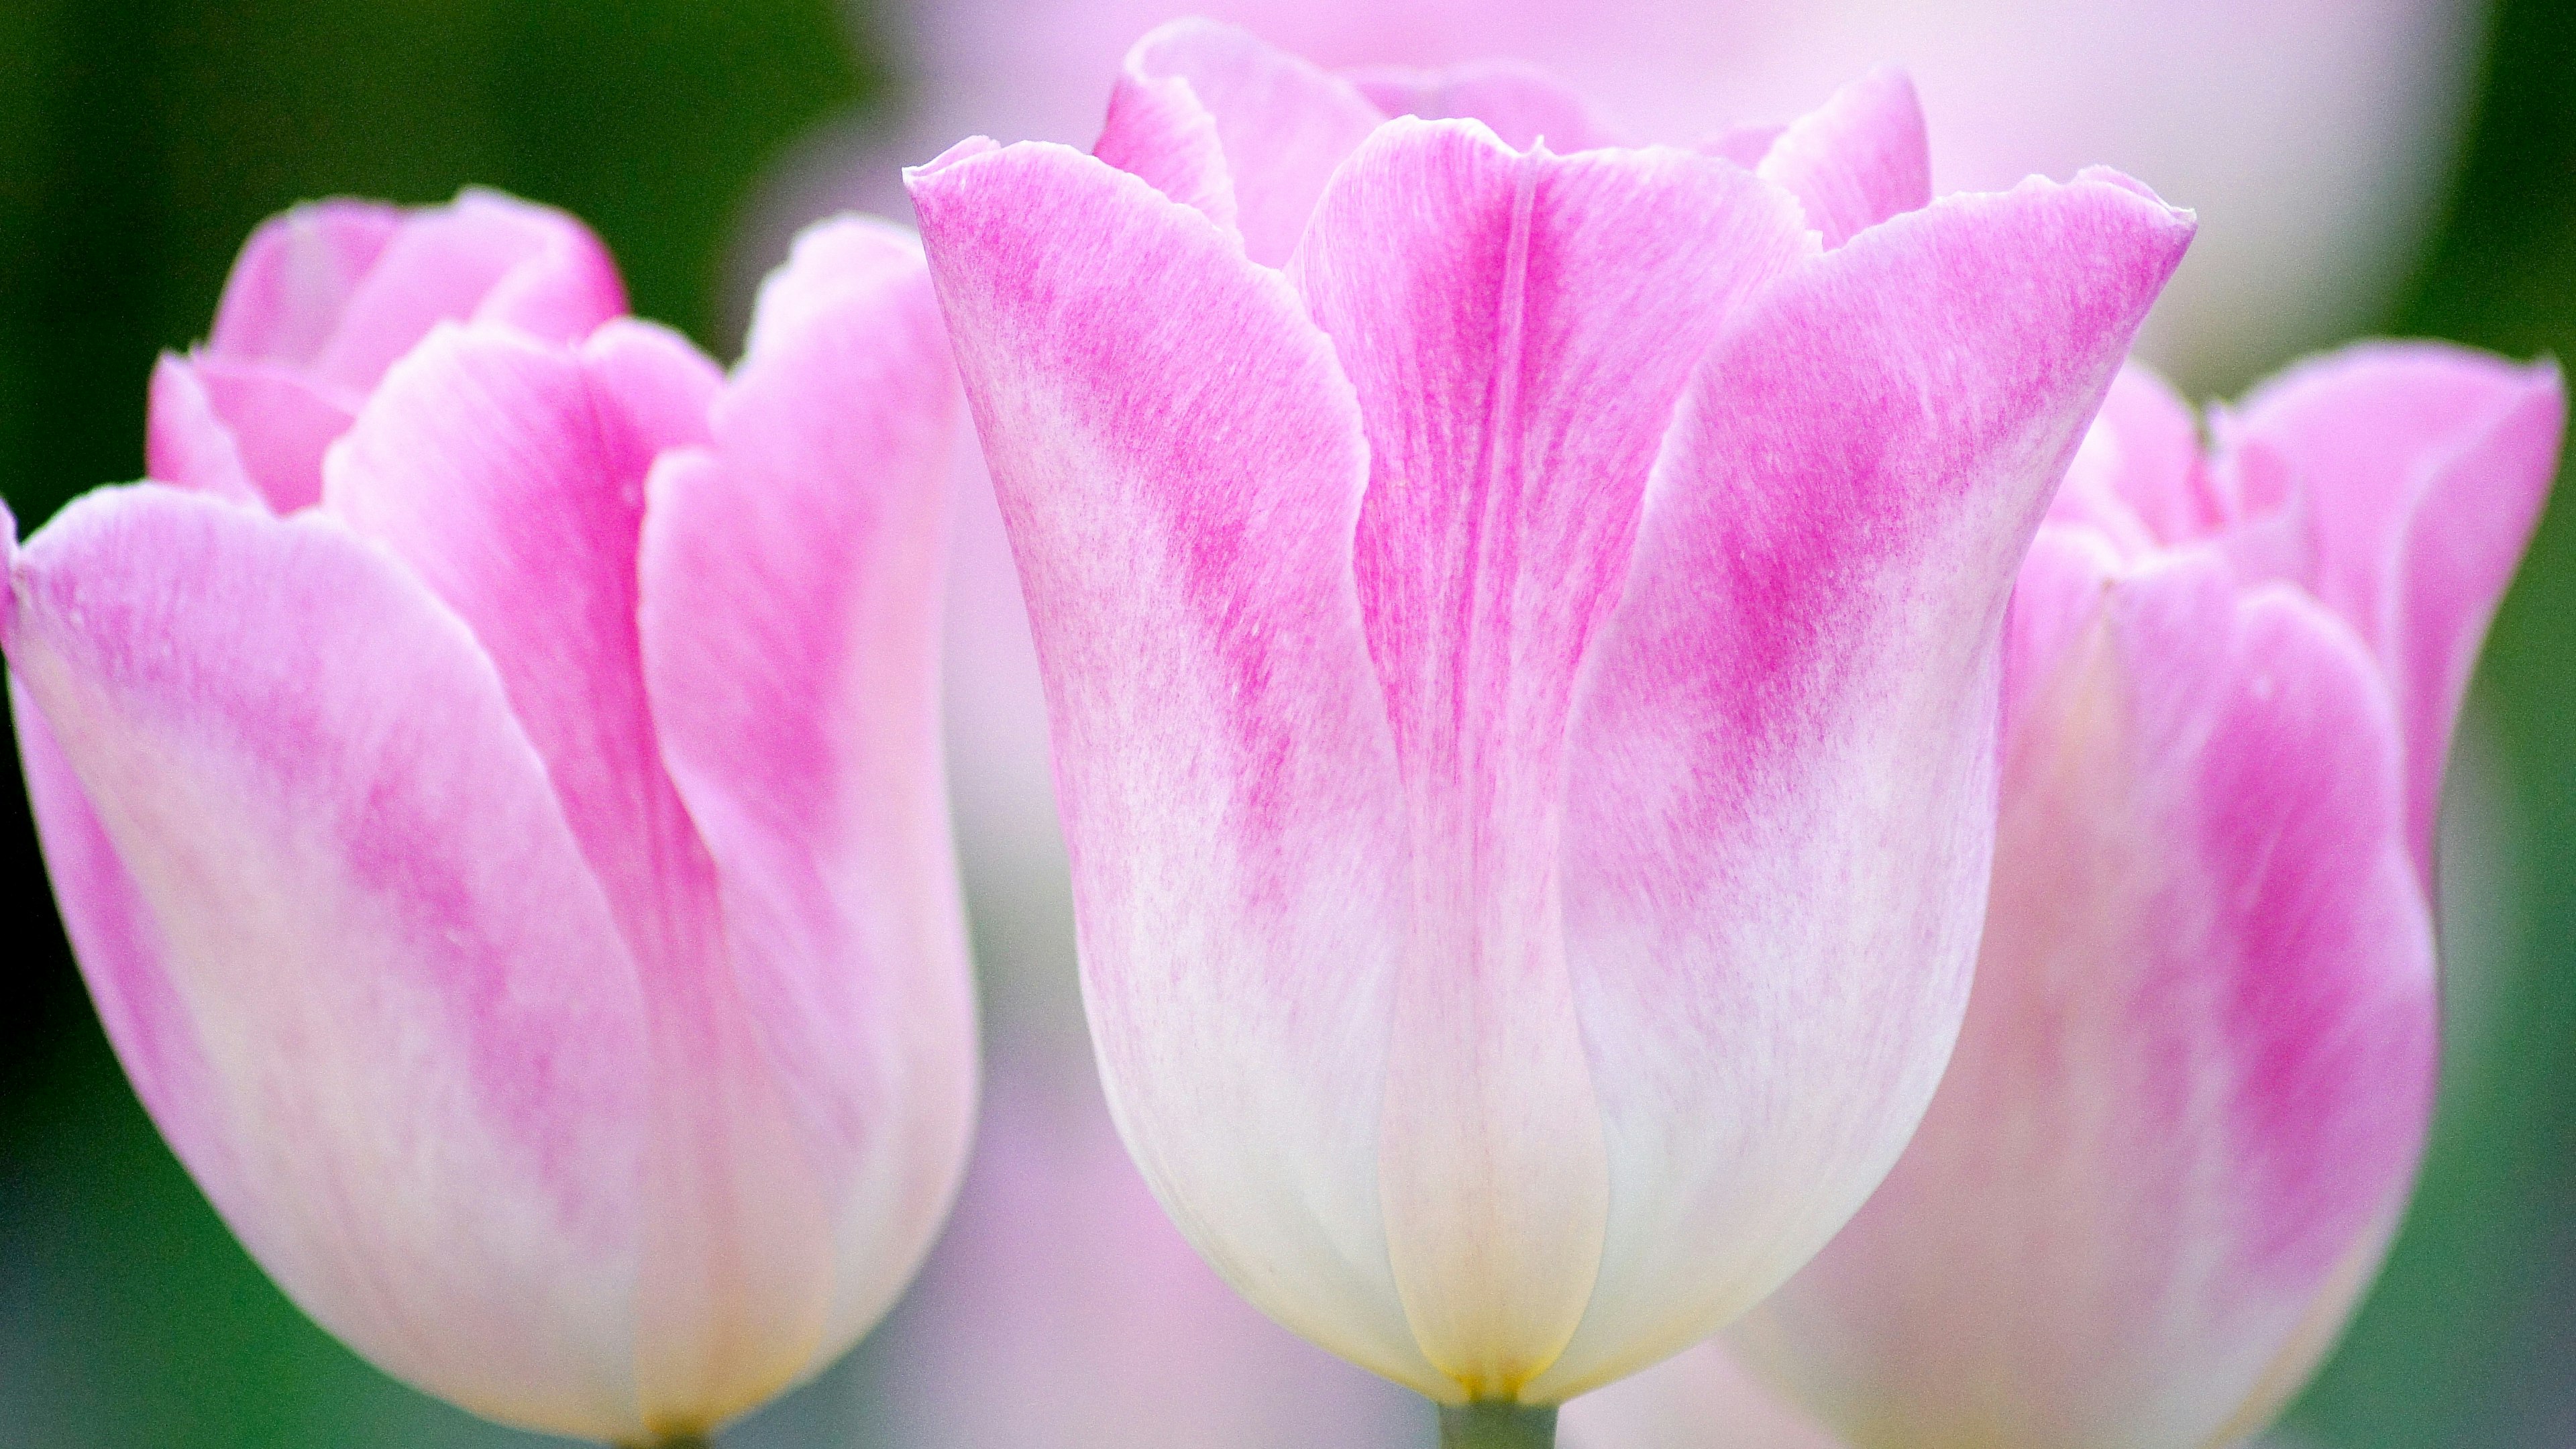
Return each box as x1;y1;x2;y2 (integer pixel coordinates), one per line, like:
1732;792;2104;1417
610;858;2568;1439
1542;172;2193;1399
1346;62;1625;152
144;355;266;507
1754;68;1932;249
1095;19;1385;267
319;321;833;1431
910;139;1440;1392
206;199;404;367
1737;537;2435;1449
639;216;977;1364
309;189;627;395
4;485;650;1438
2218;343;2565;874
1288;116;1811;1395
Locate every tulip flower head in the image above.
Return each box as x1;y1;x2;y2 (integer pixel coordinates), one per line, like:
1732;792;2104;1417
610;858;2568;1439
2;195;978;1444
1728;345;2565;1449
907;18;2193;1426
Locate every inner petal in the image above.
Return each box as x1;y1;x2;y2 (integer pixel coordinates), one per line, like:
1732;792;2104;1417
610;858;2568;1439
1290;117;1811;1392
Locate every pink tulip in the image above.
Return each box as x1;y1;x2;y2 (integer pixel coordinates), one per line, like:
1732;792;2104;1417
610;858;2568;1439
907;19;2192;1411
2;201;977;1443
1713;345;2565;1448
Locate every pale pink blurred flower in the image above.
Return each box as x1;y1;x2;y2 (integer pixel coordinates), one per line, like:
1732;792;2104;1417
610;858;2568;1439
908;20;2190;1405
1629;345;2564;1449
865;1045;1416;1448
4;197;977;1442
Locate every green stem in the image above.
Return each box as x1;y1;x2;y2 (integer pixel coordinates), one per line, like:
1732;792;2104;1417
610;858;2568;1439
637;1434;712;1449
1439;1401;1558;1449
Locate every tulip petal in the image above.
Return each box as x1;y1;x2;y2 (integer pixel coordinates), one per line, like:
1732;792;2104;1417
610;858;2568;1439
176;356;364;513
3;486;649;1437
309;189;627;395
1755;68;1931;249
321;321;836;1431
1347;62;1625;152
909;139;1440;1391
2217;343;2564;874
1288;116;1811;1394
1736;535;2435;1449
144;354;268;507
1095;19;1385;267
638;217;977;1362
1544;171;2192;1397
206;199;403;368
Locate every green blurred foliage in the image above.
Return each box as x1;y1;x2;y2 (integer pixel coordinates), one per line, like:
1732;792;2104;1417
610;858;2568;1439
0;0;2569;1444
2286;0;2576;1443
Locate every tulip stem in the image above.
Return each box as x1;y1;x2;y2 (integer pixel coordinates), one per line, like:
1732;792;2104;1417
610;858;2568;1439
1439;1401;1557;1449
641;1435;712;1448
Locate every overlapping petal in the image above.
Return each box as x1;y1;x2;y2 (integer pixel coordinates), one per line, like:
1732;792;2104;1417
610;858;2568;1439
151;190;625;514
1751;68;1931;248
1290;116;1812;1394
1546;170;2192;1399
17;196;977;1441
2216;345;2563;872
916;21;2196;1406
910;138;1433;1389
638;217;977;1360
906;14;2194;1402
1095;19;1384;265
3;486;649;1436
1733;533;2436;1449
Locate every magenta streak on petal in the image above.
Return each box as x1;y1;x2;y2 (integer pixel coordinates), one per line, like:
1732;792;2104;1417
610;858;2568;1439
4;485;647;1436
639;216;976;1358
909;140;1434;1389
1737;543;2432;1449
1544;172;2193;1399
321;321;838;1427
1290;116;1812;1391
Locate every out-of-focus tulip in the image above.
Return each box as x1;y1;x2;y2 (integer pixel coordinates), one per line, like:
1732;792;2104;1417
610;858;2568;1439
863;1041;1417;1448
908;19;2190;1414
1560;1341;1841;1449
2;203;977;1444
780;0;2473;387
1704;345;2563;1449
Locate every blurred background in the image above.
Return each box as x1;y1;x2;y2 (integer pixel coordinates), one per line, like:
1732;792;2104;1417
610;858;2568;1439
1;0;2569;1444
